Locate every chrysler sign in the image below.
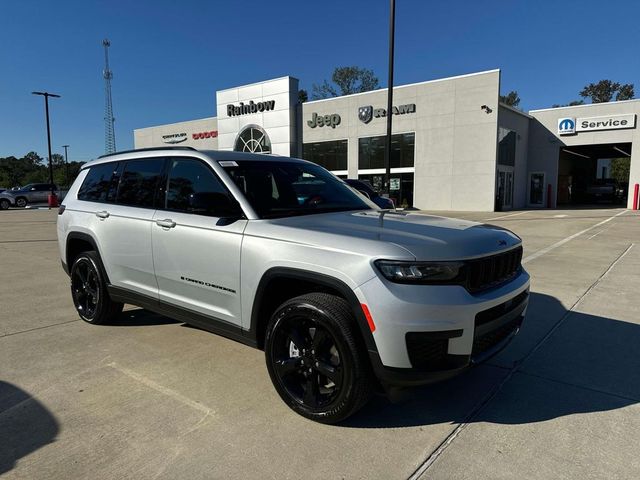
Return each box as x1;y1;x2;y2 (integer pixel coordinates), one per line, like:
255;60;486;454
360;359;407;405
162;132;187;144
558;114;636;135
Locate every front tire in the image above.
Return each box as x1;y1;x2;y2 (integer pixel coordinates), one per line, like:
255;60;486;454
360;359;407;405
15;197;27;208
70;251;123;324
265;293;373;424
0;199;9;210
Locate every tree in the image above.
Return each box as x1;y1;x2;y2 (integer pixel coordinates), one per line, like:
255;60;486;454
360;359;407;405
0;151;83;188
298;89;308;104
312;66;379;99
579;80;635;103
610;157;630;184
616;84;635;101
51;153;65;167
499;91;520;108
551;100;585;108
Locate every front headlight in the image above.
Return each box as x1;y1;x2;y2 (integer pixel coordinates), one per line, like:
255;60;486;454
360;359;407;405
374;260;465;284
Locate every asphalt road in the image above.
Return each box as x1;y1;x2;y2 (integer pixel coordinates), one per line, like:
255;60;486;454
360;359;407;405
1;207;639;479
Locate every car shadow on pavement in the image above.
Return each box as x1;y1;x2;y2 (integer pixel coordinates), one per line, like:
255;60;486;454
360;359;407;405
342;292;640;429
109;308;181;327
0;381;59;475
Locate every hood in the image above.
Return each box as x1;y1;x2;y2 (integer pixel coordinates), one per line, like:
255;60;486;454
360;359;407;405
249;210;521;261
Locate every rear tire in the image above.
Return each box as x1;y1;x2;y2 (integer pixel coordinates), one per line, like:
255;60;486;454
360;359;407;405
15;197;27;208
70;251;123;324
0;199;9;210
265;293;373;424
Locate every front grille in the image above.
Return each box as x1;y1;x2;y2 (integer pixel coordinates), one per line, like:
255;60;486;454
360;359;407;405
406;330;462;371
472;315;521;356
467;246;523;293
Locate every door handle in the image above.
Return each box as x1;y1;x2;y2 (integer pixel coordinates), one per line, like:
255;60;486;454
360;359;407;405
95;210;110;219
156;219;176;229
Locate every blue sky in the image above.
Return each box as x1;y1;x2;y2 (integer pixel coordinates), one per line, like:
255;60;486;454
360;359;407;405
1;0;639;161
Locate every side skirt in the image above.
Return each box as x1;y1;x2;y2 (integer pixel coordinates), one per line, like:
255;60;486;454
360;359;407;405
107;285;258;348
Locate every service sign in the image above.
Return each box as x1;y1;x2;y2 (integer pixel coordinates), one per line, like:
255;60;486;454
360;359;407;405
558;114;636;135
576;114;636;133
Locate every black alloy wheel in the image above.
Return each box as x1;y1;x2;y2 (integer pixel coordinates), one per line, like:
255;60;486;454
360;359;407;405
15;197;27;208
265;293;373;424
70;251;123;324
0;199;9;210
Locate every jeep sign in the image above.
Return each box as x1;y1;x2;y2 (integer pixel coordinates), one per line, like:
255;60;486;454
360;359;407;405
307;112;341;129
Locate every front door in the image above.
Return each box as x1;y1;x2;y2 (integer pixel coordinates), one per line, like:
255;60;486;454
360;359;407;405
151;157;247;326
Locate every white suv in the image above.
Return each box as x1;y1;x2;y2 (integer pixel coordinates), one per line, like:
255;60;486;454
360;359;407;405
57;147;529;423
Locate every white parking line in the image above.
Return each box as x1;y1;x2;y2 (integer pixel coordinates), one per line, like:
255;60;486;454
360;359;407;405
587;225;613;240
485;211;528;221
108;362;214;416
522;210;627;264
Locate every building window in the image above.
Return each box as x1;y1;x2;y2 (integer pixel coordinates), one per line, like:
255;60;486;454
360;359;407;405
234;125;271;153
498;128;516;166
358;133;415;169
302;139;348;171
358;172;414;209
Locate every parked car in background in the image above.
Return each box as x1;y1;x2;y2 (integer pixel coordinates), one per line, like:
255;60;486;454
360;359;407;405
344;179;395;209
4;183;59;208
585;179;624;204
0;190;16;210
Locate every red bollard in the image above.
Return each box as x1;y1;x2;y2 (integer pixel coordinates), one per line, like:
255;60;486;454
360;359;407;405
48;193;59;208
547;184;553;209
633;184;639;210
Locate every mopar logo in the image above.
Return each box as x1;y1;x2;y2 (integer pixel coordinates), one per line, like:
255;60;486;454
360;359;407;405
557;117;576;135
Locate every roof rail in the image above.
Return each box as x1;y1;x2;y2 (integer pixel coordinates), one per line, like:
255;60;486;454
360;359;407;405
98;146;197;159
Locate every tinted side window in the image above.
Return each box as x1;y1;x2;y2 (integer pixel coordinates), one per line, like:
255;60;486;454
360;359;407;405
116;159;165;208
78;163;118;202
165;158;237;217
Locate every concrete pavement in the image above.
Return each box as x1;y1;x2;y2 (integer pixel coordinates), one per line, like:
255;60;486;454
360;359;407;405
1;207;639;479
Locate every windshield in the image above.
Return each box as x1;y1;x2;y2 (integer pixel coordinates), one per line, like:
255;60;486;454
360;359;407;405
221;160;377;219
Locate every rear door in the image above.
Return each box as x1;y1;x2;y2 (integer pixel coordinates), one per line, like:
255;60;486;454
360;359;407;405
151;157;247;326
94;158;165;299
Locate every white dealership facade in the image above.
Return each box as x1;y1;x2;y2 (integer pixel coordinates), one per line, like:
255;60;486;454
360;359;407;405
134;71;639;211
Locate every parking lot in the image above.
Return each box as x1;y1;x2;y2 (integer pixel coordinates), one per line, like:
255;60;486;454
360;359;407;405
1;207;639;479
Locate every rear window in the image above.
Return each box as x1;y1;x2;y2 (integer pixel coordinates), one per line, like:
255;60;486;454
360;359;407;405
78;163;118;202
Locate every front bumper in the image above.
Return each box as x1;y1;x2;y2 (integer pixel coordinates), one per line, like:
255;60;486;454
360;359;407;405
355;269;530;386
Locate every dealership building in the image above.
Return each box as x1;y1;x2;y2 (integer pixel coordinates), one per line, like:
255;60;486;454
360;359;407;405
134;70;639;211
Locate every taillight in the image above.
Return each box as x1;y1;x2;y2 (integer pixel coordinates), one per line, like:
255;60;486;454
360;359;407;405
58;204;66;215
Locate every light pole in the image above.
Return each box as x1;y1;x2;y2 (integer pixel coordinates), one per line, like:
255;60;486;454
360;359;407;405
32;91;61;197
383;0;396;197
62;144;70;187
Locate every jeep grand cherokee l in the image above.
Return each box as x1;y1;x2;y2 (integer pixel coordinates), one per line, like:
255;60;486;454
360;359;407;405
57;147;529;423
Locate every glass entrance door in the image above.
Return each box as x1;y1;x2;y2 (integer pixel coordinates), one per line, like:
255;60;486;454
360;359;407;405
497;168;514;209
